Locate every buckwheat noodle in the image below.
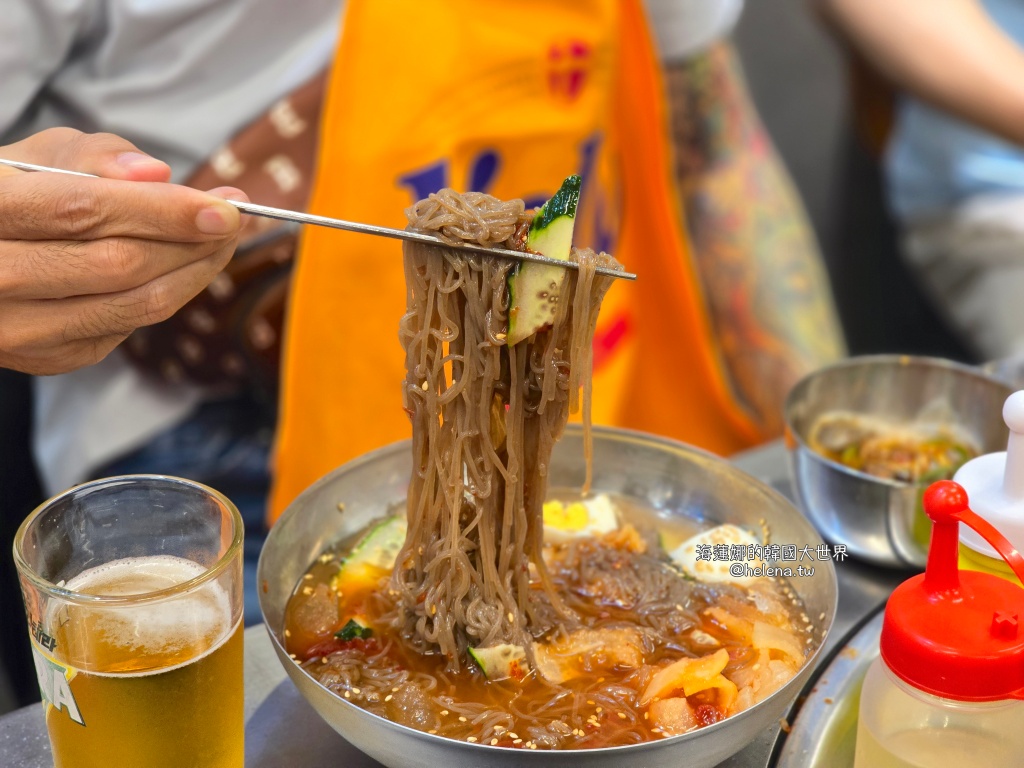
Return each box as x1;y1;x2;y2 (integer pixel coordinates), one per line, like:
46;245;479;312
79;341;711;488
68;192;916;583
390;189;618;667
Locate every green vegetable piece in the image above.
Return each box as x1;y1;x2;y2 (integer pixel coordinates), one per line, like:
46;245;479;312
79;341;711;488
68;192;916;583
467;643;529;682
840;444;860;467
332;515;407;591
507;175;582;346
335;618;373;641
529;174;582;235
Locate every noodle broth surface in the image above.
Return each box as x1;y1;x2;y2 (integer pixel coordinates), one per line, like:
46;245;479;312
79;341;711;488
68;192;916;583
283;496;813;750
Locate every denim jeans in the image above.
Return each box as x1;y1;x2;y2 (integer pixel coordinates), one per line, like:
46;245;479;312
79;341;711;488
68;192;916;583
91;394;275;626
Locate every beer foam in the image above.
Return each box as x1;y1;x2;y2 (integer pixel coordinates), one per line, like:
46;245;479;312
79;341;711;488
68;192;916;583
62;556;236;676
65;554;212;595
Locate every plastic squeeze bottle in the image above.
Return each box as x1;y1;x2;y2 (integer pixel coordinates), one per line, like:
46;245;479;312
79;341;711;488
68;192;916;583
954;389;1024;585
854;480;1024;768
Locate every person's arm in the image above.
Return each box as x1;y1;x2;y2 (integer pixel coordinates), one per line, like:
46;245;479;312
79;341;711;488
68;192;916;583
0;128;247;375
665;42;846;436
817;0;1024;146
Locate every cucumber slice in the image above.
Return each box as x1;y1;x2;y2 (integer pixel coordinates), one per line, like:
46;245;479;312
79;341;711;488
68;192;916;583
335;617;373;641
468;644;529;682
331;515;407;591
507;175;581;346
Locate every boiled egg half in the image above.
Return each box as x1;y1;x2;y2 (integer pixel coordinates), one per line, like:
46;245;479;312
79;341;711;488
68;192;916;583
542;494;619;543
669;524;763;586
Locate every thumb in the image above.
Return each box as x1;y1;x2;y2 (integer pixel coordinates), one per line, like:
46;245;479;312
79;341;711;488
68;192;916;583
8;127;172;183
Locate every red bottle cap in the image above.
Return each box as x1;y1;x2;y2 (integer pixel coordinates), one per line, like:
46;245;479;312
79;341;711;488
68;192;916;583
880;480;1024;701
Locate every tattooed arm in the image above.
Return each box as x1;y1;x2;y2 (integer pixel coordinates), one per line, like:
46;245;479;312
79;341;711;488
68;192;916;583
665;42;846;436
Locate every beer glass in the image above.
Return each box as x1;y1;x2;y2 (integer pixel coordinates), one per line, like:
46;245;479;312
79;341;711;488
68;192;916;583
13;475;244;768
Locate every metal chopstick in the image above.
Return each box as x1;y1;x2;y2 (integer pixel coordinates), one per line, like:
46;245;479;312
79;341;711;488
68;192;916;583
0;158;636;281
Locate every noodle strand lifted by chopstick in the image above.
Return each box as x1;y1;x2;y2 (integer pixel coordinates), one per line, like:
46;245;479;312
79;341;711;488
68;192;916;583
389;189;619;668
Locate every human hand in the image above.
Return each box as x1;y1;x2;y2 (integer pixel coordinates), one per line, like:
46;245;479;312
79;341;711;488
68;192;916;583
0;127;248;375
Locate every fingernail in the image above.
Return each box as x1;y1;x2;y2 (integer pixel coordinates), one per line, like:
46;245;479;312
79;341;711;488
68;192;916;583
116;151;166;170
196;203;238;235
210;187;249;204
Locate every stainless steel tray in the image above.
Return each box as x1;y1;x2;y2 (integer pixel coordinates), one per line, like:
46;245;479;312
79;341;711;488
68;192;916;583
774;609;883;767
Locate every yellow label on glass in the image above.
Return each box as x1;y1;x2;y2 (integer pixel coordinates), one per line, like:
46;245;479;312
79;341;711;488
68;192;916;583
31;640;84;726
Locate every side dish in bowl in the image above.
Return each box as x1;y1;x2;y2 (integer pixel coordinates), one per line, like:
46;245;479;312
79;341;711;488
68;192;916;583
785;355;1012;568
808;412;979;484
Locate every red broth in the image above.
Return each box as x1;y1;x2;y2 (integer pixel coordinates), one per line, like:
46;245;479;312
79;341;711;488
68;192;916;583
284;496;813;749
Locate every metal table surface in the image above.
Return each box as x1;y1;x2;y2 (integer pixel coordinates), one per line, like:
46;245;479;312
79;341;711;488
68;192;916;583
0;441;910;767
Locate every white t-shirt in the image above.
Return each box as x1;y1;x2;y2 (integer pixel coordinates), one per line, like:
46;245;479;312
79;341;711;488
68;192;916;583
1;0;341;493
646;0;744;60
3;0;740;495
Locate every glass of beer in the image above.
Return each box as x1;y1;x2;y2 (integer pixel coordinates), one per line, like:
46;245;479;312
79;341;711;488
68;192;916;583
13;475;244;768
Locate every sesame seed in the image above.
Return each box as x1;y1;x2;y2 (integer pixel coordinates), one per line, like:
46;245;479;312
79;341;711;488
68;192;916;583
441;710;449;716
644;712;649;720
303;573;314;580
336;503;346;512
513;739;523;745
508;733;517;739
428;730;437;735
587;700;595;705
467;737;477;743
385;695;393;702
496;333;507;340
320;657;328;664
459;717;468;723
529;743;537;750
507;612;515;623
618;712;627;719
392;687;400;692
302;586;313;595
344;691;350;698
284;629;291;637
491;739;498;745
319;554;332;564
595;707;602;713
352;688;361;694
422;381;429;390
288;653;297;659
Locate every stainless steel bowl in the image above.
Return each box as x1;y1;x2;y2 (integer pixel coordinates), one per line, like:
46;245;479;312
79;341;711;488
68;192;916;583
258;425;837;768
784;355;1012;569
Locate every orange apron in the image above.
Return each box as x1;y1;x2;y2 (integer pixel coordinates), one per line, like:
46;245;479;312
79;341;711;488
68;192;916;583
270;0;761;522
